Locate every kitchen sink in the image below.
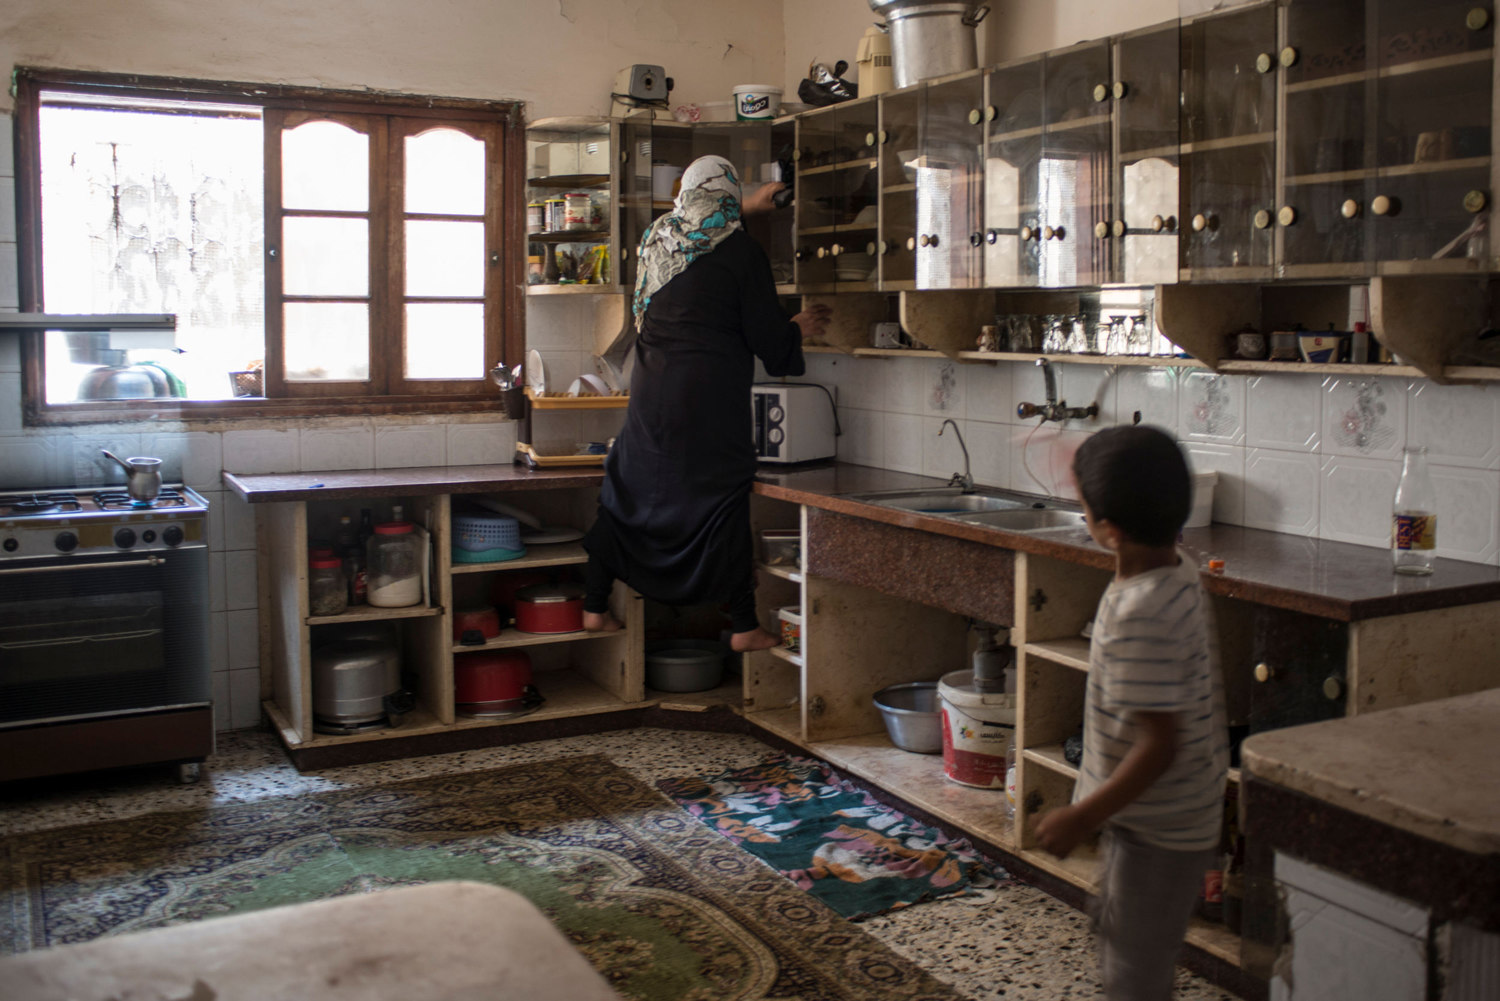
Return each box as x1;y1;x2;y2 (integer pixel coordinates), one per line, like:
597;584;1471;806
839;488;1033;514
952;508;1086;531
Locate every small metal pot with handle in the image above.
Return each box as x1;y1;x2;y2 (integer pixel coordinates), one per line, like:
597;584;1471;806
100;449;163;503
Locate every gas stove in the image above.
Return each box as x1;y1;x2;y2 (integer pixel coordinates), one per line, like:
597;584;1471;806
0;485;210;560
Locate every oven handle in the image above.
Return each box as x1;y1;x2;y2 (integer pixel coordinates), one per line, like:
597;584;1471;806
0;555;165;575
1;628;163;650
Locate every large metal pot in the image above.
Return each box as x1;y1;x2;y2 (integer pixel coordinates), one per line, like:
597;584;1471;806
312;639;402;726
869;0;988;89
76;364;170;401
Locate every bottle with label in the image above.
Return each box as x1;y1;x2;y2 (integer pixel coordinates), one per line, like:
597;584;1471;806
1003;735;1017;819
1392;445;1437;575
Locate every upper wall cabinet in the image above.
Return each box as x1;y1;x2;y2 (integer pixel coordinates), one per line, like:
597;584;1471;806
1179;3;1280;281
1279;0;1495;279
793;98;879;292
982;55;1045;288
1111;22;1183;285
1037;41;1114;287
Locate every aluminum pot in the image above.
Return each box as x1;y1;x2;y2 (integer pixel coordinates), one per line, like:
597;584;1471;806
312;639;401;725
513;583;585;634
100;450;162;503
869;0;988;89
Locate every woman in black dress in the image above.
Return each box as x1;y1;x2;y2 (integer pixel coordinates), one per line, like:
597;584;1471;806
581;155;829;651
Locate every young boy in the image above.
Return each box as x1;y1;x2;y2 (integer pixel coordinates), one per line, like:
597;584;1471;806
1035;425;1228;1001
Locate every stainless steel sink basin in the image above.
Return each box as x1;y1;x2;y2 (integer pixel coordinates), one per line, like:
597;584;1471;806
840;488;1031;514
952;508;1086;532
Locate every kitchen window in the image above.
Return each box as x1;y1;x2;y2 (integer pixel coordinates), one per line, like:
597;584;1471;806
13;69;525;424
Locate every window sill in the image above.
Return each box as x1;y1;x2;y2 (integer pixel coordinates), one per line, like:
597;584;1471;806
26;395;515;429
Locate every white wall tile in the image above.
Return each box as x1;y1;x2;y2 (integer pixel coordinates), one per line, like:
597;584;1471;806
0;328;19;371
884;357;930;415
225;550;259;610
223;494;258;551
835;407;883;467
0;436;52;489
1111;365;1178;435
1179;371;1246;445
1184;443;1246;526
1321;375;1407;459
179;432;223;491
577;409;624;444
536;350;584;396
202;489;227;551
0;371;22;433
0;244;16;308
229;667;262;730
1244;448;1320;536
1011;358;1051;413
222;429;299;475
882;411;924;474
1246;373;1322;452
922;359;966;417
375;425;447;469
1011;425;1086;500
835;356;885;413
966;419;1011;490
226;608;259;670
212;669;232;732
0;116;12;180
137;432;187;483
525;297;590;352
0;178;14;246
922;416;968;481
965;361;1014;424
1408;381;1500;469
209;609;229;675
1318;455;1400;549
529;410;580;451
64;433;143;486
208;552;227;612
1431;464;1500;565
1058;362;1115;431
300;426;375;472
447;422;514;466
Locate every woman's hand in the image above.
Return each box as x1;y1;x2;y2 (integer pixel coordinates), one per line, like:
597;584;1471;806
742;181;784;216
792;303;831;341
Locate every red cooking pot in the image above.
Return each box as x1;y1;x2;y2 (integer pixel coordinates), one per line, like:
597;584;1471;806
452;604;502;643
513;583;585;634
453;650;541;718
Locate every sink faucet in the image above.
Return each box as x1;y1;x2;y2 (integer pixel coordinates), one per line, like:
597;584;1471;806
1016;358;1099;423
939;419;973;491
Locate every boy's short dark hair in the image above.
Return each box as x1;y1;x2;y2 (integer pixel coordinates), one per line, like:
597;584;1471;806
1072;425;1191;547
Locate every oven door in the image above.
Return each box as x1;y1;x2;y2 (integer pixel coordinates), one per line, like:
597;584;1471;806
0;546;210;727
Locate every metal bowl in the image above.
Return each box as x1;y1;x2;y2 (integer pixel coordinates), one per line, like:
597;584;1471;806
646;640;728;693
873;682;943;753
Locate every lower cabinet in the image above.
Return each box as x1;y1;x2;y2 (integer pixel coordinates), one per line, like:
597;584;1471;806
256;484;645;762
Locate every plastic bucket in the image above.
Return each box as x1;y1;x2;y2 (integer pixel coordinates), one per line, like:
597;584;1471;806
1185;470;1217;528
938;669;1016;789
733;85;782;120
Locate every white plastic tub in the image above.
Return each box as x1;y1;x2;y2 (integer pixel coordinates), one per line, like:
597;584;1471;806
732;85;782;120
1186;470;1218;529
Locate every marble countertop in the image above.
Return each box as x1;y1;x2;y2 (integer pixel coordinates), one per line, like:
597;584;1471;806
225;464;604;503
754;462;1500;622
1242;688;1500;856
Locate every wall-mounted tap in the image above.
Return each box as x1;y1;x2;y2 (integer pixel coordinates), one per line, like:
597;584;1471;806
939;418;973;491
1016;358;1099;423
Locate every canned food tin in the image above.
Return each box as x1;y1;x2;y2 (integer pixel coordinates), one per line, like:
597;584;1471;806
563;192;592;231
545;196;566;232
527;200;544;234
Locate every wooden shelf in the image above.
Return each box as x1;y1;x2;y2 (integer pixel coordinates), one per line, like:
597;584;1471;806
452;541;589;574
1284;48;1492;95
1024;742;1080;780
526;283;627;296
988;123;1044;145
1178;131;1275;156
882;183;917;194
529;230;609;243
450;669;650;727
526;173;609;189
757;562;803;584
1043;113;1110;134
307;604;441;626
770;645;804;667
1024;637;1091;672
1286;155;1490;187
799;158;876;177
451;625;628;653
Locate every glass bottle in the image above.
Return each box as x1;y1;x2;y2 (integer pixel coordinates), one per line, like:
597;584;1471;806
367;520;423;607
309;557;349;617
1392;446;1437;575
1003;735;1017;819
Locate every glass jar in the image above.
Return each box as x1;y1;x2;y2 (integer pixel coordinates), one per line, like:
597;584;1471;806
309;557;349;617
367;522;423;607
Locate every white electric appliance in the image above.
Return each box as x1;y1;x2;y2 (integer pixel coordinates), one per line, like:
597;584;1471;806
752;384;836;464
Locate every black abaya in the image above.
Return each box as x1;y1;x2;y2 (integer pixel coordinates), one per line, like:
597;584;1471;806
582;228;804;621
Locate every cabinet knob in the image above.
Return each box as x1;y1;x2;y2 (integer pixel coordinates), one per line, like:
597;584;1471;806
866;131;877;147
1113;81;1128;100
1464;189;1488;213
1280;46;1299;67
1053;225;1066;241
985;105;998;122
1114;219;1127;238
620;149;629;164
791;148;803;161
1043;225;1056;241
1253;209;1272;230
794;247;807;262
619;247;629;261
1254;662;1274;683
815;246;828;259
878;129;889;144
1095;221;1110;239
1165;215;1178;232
1372;194;1398;217
986;229;1000;244
929;233;941;248
830;243;843;257
1093;83;1109;103
1468;7;1491;30
906;236;917;252
880;240;893;255
1255;52;1274;74
866;240;878;256
1341;199;1362;219
1151;214;1165;233
1278;205;1298;227
970;231;984;246
969;108;983;126
1322;676;1344;701
1020;225;1036;242
1192;213;1209;232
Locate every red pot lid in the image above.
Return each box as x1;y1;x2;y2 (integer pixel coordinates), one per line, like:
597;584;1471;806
375;521;414;534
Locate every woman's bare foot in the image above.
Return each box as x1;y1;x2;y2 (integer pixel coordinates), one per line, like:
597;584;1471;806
583;611;624;633
730;627;781;652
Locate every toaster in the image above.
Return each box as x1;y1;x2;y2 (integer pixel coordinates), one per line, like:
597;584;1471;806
752;383;836;464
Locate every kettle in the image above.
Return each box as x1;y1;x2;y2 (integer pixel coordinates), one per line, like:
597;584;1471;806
101;450;163;503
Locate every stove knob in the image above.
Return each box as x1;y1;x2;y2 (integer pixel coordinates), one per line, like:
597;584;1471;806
162;526;184;547
55;531;78;553
114;527;137;549
142;529;157;543
2;538;17;552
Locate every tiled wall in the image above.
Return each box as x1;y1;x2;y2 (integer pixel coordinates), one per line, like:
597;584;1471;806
798;352;1500;567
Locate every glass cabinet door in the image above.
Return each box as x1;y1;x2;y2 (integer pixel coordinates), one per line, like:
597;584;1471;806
616;116;655;291
915;70;986;289
1113;22;1181;286
792;105;839;290
1281;0;1371;277
830;98;881;290
526;118;620;290
1179;4;1278;280
1367;0;1494;271
878;85;922;289
983;56;1044;288
1038;40;1112;287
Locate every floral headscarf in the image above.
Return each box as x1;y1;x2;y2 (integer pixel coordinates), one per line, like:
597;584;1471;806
631;155;743;331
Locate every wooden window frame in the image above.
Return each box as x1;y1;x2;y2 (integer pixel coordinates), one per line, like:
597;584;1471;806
13;67;526;426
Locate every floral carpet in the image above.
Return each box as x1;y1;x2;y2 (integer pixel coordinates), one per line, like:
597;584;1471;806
659;754;1007;920
0;753;966;1001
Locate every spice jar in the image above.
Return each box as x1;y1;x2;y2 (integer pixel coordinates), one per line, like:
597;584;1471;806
309;557;349;617
367;521;423;607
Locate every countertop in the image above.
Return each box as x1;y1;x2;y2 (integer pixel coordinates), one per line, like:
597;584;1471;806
224;464;604;503
1242;689;1500;856
754;463;1500;622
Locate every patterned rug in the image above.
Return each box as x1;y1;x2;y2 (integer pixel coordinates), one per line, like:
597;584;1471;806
0;755;964;1001
659;754;1007;920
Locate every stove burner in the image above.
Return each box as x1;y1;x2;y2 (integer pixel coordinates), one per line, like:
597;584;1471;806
2;493;81;515
93;489;188;511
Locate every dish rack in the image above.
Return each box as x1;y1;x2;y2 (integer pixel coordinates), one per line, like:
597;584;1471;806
516;442;608;469
228;370;264;397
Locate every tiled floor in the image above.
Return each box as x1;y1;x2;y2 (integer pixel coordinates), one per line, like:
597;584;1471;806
1;727;1241;1001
